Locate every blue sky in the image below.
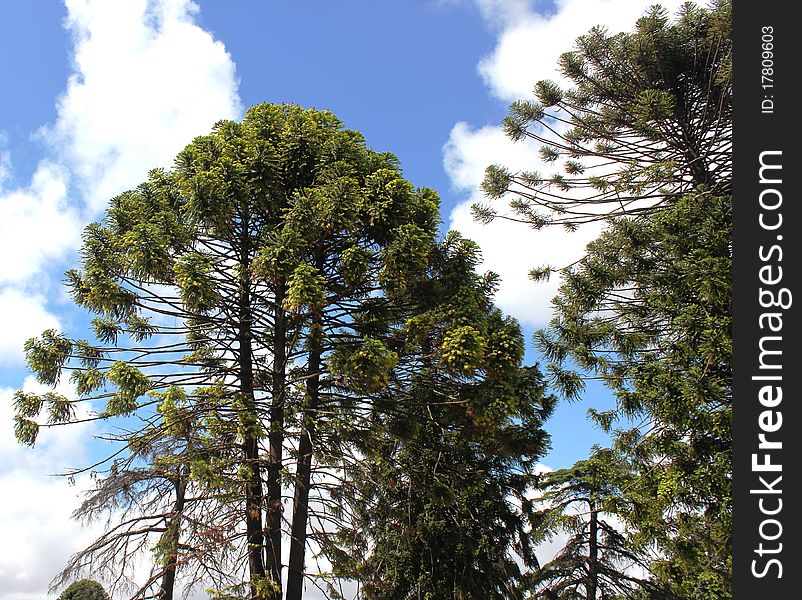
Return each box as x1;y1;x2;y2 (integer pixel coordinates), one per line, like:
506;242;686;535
0;1;692;598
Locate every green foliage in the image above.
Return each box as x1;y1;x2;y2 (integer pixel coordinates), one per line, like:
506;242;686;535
174;252;220;312
323;235;556;599
329;338;399;393
23;329;72;387
57;579;110;600
527;450;670;599
16;102;476;600
71;367;105;396
484;310;526;376
13;414;39;447
252;230;302;282
283;263;325;312
330;388;553;599
11;390;75;446
379;223;434;296
537;192;732;596
439;325;485;376
481;1;731;228
480;2;733;597
104;361;151;416
339;245;372;288
154;385;191;437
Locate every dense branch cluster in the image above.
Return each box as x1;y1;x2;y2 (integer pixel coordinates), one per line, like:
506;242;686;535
478;1;731;231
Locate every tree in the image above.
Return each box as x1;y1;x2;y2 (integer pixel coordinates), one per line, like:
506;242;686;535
50;397;239;599
323;233;556;599
527;188;732;599
476;2;732;597
479;1;731;231
539;192;732;599
57;579;111;600
14;103;445;600
528;449;673;600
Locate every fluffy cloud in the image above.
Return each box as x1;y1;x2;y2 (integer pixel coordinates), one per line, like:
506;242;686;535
0;288;62;366
445;122;601;326
0;0;242;367
0;378;98;600
445;0;696;327
0;1;243;596
0;162;82;286
478;0;694;102
49;0;242;212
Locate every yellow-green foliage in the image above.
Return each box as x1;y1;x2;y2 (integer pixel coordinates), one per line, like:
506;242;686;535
339;245;372;288
154;385;191;436
380;223;433;296
330;339;399;393
439;325;485;377
23;329;72;386
284;263;325;312
174;252;219;312
105;361;150;416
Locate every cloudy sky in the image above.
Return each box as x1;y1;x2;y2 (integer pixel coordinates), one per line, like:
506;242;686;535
0;1;692;598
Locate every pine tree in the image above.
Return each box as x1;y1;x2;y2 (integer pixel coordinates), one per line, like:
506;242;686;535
322;233;556;598
476;2;732;597
536;192;732;599
528;449;673;600
478;1;731;229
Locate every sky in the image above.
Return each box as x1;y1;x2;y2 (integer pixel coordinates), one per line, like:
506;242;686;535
0;1;693;598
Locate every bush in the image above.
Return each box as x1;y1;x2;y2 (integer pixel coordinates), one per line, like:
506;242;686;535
57;579;110;600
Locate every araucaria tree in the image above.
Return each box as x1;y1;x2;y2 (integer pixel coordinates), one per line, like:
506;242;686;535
12;103;493;599
323;233;556;599
478;2;732;598
528;449;673;600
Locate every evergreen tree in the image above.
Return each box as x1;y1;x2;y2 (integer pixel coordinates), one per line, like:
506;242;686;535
50;397;237;599
323;233;556;599
479;1;731;230
535;190;732;599
528;449;672;600
476;2;732;597
57;579;111;600
14;103;443;600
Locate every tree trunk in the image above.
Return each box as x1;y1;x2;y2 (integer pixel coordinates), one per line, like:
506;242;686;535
158;474;186;600
239;223;267;600
587;501;598;600
285;316;322;600
265;283;287;599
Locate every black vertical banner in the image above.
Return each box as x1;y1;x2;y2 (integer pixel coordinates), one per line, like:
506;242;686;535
732;1;798;597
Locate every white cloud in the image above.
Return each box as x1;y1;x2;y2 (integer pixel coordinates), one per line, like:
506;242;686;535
0;146;10;184
0;163;82;287
0;1;243;597
48;0;242;212
0;379;99;600
0;288;62;366
471;0;538;29
0;0;243;362
444;122;600;326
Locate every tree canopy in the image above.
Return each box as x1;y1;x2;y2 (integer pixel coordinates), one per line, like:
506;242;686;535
57;579;111;600
479;0;731;231
478;2;732;598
